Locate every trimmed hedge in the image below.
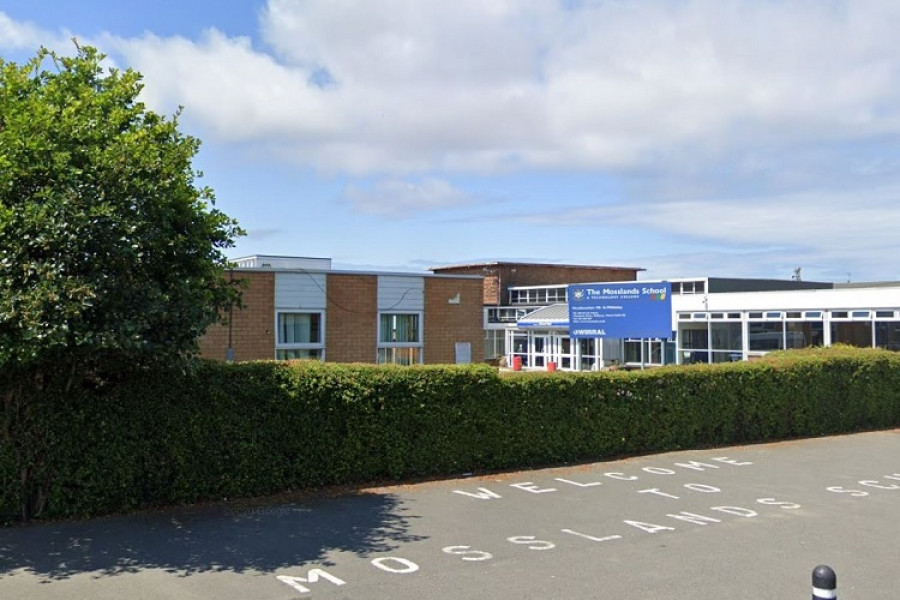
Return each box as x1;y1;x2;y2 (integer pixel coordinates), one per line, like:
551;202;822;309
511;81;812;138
3;346;900;522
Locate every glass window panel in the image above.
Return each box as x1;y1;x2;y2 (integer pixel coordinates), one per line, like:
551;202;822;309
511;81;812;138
649;341;663;364
786;312;802;319
711;351;741;363
749;322;783;351
377;347;421;365
624;341;642;363
680;322;709;349
832;311;848;318
484;330;505;359
852;311;870;318
748;312;763;319
278;313;321;344
380;313;420;343
711;322;742;351
876;322;900;351
276;348;322;360
876;310;895;318
830;322;872;347
786;321;823;348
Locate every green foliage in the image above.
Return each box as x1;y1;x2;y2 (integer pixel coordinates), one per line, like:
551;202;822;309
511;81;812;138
0;44;243;520
0;45;242;363
3;347;900;523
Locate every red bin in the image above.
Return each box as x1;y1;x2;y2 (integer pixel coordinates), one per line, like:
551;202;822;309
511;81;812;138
512;356;523;371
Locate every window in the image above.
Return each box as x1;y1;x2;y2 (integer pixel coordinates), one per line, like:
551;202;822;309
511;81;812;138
276;312;324;360
380;313;420;343
377;347;422;365
711;322;742;352
831;321;872;348
787;321;823;349
678;281;706;294
378;313;422;364
484;330;505;359
624;339;664;365
749;322;783;351
876;322;900;351
679;322;710;364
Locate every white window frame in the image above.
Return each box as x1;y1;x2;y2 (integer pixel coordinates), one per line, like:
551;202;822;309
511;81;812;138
377;312;423;364
275;310;325;360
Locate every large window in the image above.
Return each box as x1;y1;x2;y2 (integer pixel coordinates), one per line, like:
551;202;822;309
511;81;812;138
509;286;567;305
578;338;598;371
710;322;742;363
748;322;783;351
510;332;530;367
378;313;422;364
831;322;872;347
876;320;900;351
624;339;665;366
786;320;824;349
484;330;505;359
276;312;324;360
679;322;709;364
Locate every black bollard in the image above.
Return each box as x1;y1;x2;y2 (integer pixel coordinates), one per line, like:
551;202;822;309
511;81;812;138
812;565;837;600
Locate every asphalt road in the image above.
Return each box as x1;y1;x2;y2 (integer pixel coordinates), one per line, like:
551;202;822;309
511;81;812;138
2;429;899;599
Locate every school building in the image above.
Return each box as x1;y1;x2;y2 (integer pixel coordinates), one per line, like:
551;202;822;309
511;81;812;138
198;256;484;364
200;255;900;370
494;277;900;371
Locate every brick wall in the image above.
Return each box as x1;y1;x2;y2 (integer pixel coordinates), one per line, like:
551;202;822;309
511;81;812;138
502;265;639;289
326;273;378;363
432;264;641;305
198;270;496;365
198;271;275;361
424;277;485;364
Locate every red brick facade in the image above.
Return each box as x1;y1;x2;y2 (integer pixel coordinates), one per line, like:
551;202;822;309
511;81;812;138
325;273;378;363
424;277;485;364
198;271;275;361
198;270;484;365
431;263;643;305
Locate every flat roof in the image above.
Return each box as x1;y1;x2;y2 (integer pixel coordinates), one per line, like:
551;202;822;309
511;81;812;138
230;266;482;280
430;261;645;272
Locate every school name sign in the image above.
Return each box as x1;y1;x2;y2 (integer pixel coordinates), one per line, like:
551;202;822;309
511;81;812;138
567;283;672;339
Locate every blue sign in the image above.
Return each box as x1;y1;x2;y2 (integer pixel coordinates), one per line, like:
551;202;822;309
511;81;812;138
567;283;672;339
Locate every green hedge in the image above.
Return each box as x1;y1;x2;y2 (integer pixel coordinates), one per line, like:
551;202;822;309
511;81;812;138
3;346;900;522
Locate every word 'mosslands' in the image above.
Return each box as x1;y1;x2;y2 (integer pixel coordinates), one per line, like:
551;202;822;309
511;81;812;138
583;287;666;298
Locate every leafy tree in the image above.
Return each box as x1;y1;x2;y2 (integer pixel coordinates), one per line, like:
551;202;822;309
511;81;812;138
0;44;243;519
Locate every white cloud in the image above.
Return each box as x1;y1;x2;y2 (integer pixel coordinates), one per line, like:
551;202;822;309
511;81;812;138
344;178;473;216
0;13;75;54
7;1;900;176
103;30;342;142
520;181;900;282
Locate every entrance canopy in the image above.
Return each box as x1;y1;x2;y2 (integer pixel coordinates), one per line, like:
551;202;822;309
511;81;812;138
517;303;570;328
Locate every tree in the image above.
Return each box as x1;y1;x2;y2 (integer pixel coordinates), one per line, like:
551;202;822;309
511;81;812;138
0;44;243;519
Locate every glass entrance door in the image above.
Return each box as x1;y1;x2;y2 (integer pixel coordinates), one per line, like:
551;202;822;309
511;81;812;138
532;334;550;368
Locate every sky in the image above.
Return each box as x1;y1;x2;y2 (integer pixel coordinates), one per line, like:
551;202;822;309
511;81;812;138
2;1;900;283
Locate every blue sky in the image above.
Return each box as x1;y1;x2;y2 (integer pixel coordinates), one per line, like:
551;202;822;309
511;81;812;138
3;1;900;282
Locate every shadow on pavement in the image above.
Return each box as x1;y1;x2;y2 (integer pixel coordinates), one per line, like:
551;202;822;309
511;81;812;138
0;490;423;580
